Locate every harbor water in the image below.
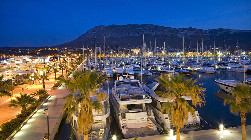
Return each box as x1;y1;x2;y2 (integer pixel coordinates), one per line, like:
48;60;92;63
58;70;251;139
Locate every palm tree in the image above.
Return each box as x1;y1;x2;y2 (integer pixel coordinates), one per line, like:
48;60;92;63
0;75;13;97
40;72;48;90
59;63;64;76
33;72;39;84
224;83;251;140
32;89;48;100
69;61;76;74
53;67;59;81
63;58;68;76
64;71;105;140
9;94;36;113
44;65;50;74
156;74;205;140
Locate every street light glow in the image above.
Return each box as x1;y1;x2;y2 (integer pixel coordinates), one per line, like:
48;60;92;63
169;129;174;137
33;113;39;117
219;124;224;132
21;124;30;130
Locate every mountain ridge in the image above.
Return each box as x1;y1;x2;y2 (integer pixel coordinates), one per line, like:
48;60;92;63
54;24;251;51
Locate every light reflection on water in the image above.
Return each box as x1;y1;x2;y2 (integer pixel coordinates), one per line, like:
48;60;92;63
139;71;251;129
190;71;251;129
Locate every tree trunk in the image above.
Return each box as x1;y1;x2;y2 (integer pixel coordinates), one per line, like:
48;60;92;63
22;107;26;113
84;134;88;140
62;69;63;76
43;78;45;90
241;112;246;140
176;127;180;140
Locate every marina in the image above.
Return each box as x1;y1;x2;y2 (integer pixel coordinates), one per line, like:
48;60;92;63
2;53;251;140
58;55;251;139
1;1;251;138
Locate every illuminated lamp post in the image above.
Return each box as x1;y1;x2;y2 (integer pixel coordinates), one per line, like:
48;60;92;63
44;108;50;140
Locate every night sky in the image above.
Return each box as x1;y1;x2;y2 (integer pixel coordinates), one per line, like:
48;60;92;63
0;0;250;47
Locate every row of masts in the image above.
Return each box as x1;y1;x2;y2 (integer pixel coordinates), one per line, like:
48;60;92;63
82;35;240;64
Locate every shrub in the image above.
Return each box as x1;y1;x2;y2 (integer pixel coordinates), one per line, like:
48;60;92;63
0;94;47;139
0;117;23;139
53;82;61;88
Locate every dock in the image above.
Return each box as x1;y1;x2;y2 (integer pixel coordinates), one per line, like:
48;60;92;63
125;125;251;140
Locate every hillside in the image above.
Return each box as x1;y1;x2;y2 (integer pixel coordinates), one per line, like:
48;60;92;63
54;24;251;51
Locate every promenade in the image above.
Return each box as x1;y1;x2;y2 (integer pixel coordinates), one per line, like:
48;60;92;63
12;86;70;140
0;71;61;126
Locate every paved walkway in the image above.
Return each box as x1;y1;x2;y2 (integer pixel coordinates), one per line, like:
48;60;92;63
0;71;62;125
12;86;70;140
126;125;251;140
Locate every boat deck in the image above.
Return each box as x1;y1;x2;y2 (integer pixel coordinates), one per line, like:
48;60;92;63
124;126;159;139
215;80;236;87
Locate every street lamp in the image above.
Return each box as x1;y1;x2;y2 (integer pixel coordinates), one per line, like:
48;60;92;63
169;129;174;137
44;108;50;140
219;124;224;133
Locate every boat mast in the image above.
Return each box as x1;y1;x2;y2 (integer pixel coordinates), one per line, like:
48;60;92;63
197;40;199;63
143;35;146;67
99;45;101;60
163;42;166;55
214;39;216;65
94;37;97;68
103;36;106;68
201;38;204;56
141;34;144;83
83;45;85;71
150;41;151;56
236;40;239;56
154;38;157;57
183;36;185;57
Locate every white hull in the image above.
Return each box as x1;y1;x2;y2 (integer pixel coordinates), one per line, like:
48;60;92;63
110;79;158;138
215;80;236;94
143;83;201;131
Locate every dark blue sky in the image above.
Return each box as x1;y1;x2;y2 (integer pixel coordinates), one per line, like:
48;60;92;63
0;0;251;47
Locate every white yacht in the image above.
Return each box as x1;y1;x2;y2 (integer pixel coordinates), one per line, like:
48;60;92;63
157;65;174;73
185;65;201;72
142;82;201;132
103;67;114;78
114;68;124;77
230;66;247;73
215;79;251;94
197;67;216;74
124;65;135;75
175;69;191;75
215;80;237;94
71;89;110;140
110;78;158;138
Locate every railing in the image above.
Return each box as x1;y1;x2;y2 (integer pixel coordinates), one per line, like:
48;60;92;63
50;109;64;140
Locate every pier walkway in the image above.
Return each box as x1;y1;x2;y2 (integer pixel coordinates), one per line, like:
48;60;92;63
126;125;251;140
11;86;70;140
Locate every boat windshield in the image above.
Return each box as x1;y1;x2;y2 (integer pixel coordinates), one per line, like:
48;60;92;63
116;81;139;87
127;104;145;112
